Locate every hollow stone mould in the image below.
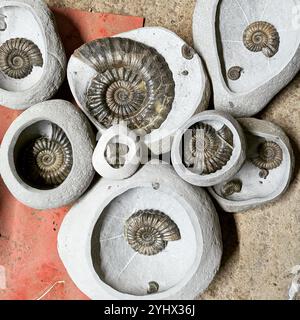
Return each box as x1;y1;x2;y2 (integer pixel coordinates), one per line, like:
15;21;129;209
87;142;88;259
0;0;66;110
58;161;222;300
0;100;95;210
67;27;210;155
171;110;246;187
193;0;300;117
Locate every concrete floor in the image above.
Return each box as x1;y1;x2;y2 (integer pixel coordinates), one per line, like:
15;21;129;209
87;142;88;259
46;0;300;300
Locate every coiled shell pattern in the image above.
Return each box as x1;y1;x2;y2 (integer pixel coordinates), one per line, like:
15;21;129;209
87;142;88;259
75;37;175;134
124;209;181;256
243;21;280;58
183;123;234;175
19;124;73;189
227;66;243;81
221;179;243;198
252;141;283;171
0;38;43;79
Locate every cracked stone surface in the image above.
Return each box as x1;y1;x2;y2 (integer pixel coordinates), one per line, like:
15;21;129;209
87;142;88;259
46;0;300;300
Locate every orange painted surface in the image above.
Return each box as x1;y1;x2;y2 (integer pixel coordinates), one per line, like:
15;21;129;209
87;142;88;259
0;8;144;300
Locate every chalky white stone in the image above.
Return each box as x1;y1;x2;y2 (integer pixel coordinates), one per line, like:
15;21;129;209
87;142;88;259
193;0;300;117
58;161;222;300
0;0;66;109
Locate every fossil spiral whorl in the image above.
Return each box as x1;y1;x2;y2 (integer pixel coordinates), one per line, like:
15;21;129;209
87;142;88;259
243;21;280;58
20;124;73;189
76;37;175;134
0;38;43;79
124;209;181;256
227;66;243;81
252;141;283;170
183;123;234;175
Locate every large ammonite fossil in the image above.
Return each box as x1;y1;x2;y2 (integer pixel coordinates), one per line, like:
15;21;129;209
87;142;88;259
124;209;181;256
19;124;73;189
183;123;234;175
75;37;175;134
251;141;283;178
0;38;43;79
243;21;280;58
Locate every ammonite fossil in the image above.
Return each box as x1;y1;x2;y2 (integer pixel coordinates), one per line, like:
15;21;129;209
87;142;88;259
243;21;280;58
19;124;73;189
0;38;43;79
252;141;283;170
75;37;175;134
147;281;159;294
227;66;243;81
183;123;234;175
221;179;242;197
182;44;195;60
124;209;181;256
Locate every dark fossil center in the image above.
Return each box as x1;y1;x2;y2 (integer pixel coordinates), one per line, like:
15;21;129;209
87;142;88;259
260;146;275;160
252;31;267;45
8;51;26;70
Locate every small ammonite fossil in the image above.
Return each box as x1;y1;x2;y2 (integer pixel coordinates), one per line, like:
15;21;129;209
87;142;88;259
147;281;159;294
227;66;243;81
252;141;283;169
19;124;73;189
181;44;195;60
221;179;242;198
75;37;175;134
243;21;280;58
183;122;234;175
124;209;181;256
0;38;43;79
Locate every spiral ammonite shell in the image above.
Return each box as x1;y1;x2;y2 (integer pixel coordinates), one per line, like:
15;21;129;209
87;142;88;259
252;141;283;170
227;66;243;81
0;38;43;79
183;123;234;175
75;37;175;134
243;21;280;58
124;209;181;256
221;179;242;198
20;124;73;189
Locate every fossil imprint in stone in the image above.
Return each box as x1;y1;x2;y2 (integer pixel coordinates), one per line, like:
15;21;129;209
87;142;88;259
208;118;294;213
76;37;175;133
124;209;181;256
183;123;234;175
227;66;243;81
243;21;280;58
0;38;43;79
193;0;300;117
18;124;73;189
221;179;243;198
252;141;283;179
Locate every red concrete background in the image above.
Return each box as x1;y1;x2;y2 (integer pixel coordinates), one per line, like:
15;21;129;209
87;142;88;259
0;8;144;300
